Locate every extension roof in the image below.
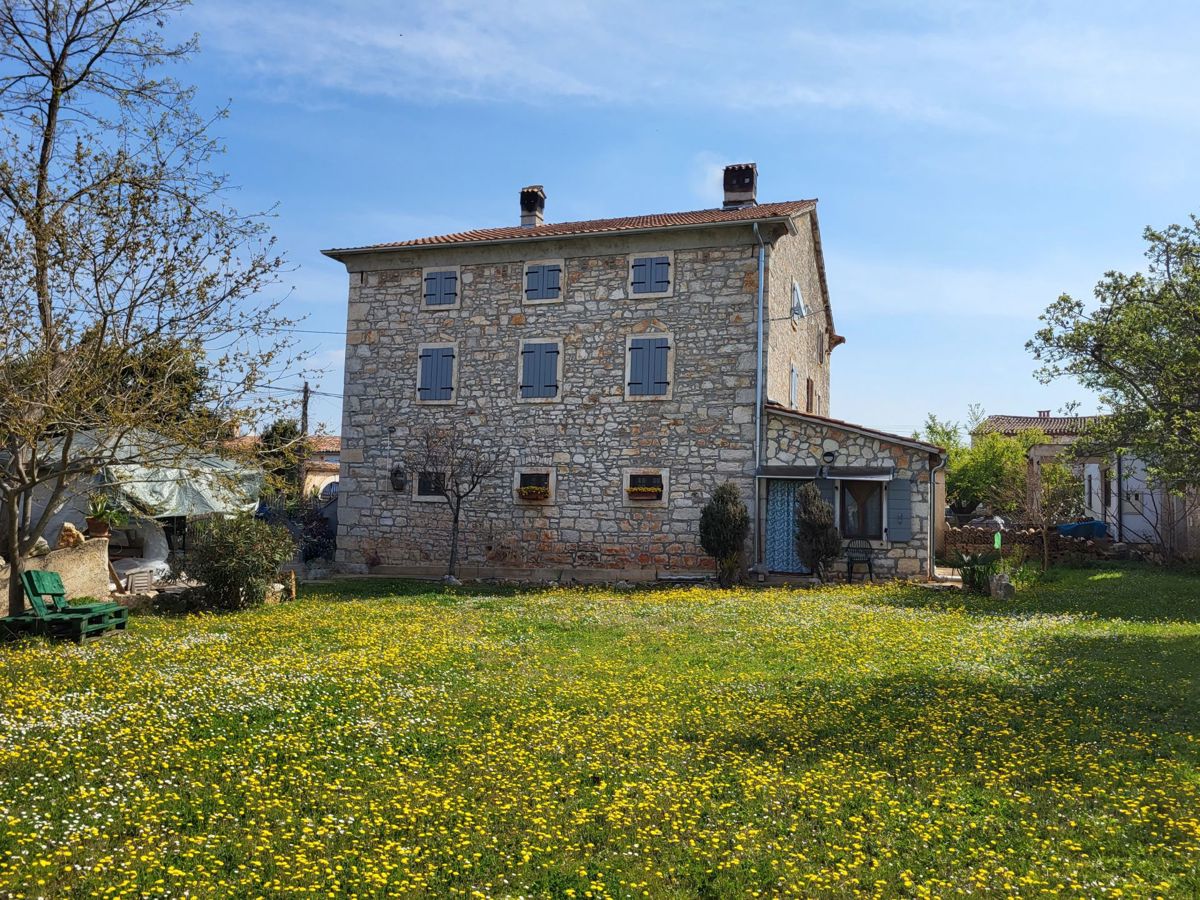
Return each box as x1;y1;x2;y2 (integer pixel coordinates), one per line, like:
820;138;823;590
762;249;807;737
764;403;945;454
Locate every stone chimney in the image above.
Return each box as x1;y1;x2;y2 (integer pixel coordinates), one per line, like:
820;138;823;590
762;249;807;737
1038;410;1051;418
520;185;545;227
723;163;757;209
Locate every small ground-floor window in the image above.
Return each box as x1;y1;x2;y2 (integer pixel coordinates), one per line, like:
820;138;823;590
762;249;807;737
622;468;669;507
514;468;556;504
840;480;883;539
415;471;446;501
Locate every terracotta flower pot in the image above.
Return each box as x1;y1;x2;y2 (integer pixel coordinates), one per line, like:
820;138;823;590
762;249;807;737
85;517;111;538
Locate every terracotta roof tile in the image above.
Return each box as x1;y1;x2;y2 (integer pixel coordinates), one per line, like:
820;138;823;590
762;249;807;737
977;415;1103;437
223;434;340;453
325;200;816;254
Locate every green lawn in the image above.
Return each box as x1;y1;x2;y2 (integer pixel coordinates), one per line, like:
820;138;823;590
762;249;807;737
1;566;1198;898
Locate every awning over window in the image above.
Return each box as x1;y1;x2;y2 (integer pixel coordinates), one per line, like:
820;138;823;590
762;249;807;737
757;465;895;481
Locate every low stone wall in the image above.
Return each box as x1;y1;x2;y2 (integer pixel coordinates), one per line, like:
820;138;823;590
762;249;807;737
0;538;111;600
943;526;1118;562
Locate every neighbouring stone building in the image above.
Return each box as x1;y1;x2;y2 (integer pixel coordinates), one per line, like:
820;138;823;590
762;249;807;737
324;163;945;581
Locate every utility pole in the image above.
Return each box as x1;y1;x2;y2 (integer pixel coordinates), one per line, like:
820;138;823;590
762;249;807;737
297;381;310;493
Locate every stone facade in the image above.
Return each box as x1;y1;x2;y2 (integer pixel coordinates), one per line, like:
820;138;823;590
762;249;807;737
336;223;798;578
763;411;939;579
764;219;833;415
329;200;939;580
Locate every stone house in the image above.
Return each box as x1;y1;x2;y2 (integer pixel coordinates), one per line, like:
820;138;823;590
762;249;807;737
324;163;945;581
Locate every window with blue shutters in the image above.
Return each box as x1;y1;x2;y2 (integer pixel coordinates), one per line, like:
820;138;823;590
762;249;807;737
625;334;672;399
886;478;913;541
416;343;457;403
519;339;561;400
422;268;459;308
524;261;563;303
628;253;673;296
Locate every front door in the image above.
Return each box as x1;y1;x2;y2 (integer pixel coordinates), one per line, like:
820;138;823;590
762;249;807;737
764;480;810;574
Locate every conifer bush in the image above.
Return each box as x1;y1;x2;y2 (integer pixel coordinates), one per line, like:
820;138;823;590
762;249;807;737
699;482;750;587
795;482;842;581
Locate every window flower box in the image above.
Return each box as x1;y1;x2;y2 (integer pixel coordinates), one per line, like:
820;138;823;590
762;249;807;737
625;485;663;501
517;484;551;502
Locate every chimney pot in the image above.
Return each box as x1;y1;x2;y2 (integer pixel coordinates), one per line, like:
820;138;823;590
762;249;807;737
520;185;545;228
723;162;757;209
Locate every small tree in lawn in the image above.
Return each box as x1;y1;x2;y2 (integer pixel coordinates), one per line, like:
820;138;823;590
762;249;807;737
408;425;500;578
795;482;842;582
1026;460;1084;571
699;482;749;588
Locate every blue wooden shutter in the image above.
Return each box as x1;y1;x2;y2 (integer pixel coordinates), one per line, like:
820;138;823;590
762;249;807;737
437;347;455;399
543;264;561;298
649;337;670;394
887;478;913;541
628;338;650;394
521;342;558;398
525;264;562;301
525;265;543;300
425;271;457;306
418;347;437;397
630;258;650;294
419;346;455;400
423;272;441;305
650;256;670;292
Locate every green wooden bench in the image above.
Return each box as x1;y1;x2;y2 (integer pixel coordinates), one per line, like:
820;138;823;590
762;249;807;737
0;570;128;643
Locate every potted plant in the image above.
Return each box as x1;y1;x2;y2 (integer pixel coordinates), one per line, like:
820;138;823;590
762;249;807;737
517;484;550;501
626;485;663;501
85;492;128;538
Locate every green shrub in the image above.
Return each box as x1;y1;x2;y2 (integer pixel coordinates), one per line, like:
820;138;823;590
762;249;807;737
795;482;842;582
185;513;295;611
699;482;750;588
951;549;1000;593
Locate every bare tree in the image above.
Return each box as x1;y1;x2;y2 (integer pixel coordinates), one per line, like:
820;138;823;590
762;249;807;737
0;2;299;613
407;425;500;578
1025;459;1084;571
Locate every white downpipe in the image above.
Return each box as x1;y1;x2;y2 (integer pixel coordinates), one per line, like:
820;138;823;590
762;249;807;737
752;223;766;565
928;452;948;579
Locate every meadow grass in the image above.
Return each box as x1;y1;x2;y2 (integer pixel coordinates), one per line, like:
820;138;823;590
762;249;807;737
0;564;1197;898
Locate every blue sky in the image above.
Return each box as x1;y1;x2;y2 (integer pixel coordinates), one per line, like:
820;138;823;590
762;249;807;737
171;0;1200;437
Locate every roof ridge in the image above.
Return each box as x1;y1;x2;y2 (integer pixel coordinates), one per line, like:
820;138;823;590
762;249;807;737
324;199;817;255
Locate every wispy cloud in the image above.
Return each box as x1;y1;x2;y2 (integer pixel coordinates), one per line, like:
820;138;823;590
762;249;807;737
187;0;1200;131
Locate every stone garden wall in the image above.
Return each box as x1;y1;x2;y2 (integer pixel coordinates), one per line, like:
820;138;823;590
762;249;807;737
0;538;110;600
944;525;1126;563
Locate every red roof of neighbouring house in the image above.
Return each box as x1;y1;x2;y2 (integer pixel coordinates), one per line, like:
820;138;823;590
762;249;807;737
323;200;817;254
764;403;945;454
976;414;1103;437
224;434;340;453
308;436;341;453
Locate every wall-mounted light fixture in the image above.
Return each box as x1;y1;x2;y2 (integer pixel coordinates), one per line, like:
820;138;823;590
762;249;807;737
821;450;837;464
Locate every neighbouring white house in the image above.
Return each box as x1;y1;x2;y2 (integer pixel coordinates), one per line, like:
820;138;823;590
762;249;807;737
978;412;1199;557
